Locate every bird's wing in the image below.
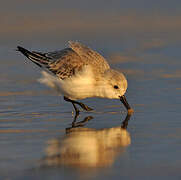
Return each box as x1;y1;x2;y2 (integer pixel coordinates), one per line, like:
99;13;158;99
47;41;110;79
47;48;86;80
18;42;110;80
68;41;110;73
17;46;86;80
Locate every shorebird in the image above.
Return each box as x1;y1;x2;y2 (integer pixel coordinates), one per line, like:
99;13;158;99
17;41;133;115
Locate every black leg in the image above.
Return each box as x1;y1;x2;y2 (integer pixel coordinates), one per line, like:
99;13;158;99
64;96;80;115
76;101;93;111
72;102;80;115
64;96;93;112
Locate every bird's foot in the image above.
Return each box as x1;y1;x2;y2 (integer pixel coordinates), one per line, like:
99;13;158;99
78;102;93;111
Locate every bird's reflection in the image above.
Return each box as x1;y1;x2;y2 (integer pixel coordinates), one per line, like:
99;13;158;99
41;114;132;168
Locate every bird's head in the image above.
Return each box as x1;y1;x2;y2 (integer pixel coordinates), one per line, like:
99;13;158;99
102;69;128;98
100;69;133;113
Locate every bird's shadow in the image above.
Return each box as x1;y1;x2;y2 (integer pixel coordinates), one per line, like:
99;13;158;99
66;112;132;132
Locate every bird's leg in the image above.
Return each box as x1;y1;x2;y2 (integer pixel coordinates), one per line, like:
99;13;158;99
64;96;80;115
64;96;93;111
72;102;80;115
75;101;93;111
71;110;80;126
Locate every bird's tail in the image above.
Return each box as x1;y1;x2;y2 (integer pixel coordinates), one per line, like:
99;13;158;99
17;46;51;68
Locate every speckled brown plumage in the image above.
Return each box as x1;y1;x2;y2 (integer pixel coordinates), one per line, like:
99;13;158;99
18;42;110;80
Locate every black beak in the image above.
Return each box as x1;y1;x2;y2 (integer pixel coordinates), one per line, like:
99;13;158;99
120;95;132;111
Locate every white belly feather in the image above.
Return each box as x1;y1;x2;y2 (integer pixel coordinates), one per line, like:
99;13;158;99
39;66;95;100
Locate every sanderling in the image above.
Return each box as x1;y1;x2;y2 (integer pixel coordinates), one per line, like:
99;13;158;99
17;41;133;115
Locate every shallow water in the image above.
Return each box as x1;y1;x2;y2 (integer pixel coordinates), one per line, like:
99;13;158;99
1;1;181;179
0;43;181;179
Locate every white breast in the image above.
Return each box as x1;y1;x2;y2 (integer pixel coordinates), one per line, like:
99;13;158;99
39;66;96;100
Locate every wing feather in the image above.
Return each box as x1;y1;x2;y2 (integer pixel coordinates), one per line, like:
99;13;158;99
68;41;110;73
20;42;110;80
47;48;85;79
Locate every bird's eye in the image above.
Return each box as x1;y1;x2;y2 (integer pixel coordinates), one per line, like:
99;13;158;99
114;85;119;89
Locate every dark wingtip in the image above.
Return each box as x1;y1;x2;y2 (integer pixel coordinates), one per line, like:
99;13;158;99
16;46;31;58
17;46;27;53
17;46;43;68
17;46;21;50
16;46;21;51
